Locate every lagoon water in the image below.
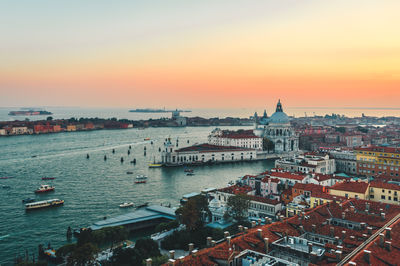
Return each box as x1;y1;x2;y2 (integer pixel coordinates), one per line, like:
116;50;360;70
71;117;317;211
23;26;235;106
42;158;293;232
0;126;274;264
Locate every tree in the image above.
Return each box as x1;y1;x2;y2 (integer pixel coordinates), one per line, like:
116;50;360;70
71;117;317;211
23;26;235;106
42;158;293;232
134;238;160;258
224;194;251;222
110;247;142;266
175;195;210;231
67;243;98;266
335;127;346;133
46;116;53;121
263;138;275;153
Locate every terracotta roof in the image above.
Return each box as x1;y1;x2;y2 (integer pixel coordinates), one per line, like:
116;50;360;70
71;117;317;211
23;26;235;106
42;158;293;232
269;171;307;181
175;144;253;153
330;181;369;194
218;185;253;195
355;145;400;154
370;181;400;190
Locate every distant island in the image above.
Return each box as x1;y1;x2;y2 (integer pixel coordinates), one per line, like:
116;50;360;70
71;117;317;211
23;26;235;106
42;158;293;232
129;108;191;113
8;109;53;116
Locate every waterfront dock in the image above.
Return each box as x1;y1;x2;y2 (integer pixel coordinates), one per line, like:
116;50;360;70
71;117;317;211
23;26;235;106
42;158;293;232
90;205;176;231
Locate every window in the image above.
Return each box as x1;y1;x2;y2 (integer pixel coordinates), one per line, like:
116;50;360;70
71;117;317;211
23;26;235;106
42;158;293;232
381;195;386;200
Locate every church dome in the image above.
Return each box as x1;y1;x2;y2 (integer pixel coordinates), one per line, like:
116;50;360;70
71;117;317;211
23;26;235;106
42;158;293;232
269;100;290;124
209;198;221;209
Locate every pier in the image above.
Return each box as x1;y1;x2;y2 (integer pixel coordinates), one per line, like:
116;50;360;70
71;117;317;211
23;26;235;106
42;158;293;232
90;205;176;231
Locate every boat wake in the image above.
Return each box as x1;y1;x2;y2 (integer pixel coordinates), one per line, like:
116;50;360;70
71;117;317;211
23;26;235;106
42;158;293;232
0;234;10;240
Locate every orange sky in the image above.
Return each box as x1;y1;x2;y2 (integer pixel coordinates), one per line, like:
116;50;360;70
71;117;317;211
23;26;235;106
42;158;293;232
1;1;399;108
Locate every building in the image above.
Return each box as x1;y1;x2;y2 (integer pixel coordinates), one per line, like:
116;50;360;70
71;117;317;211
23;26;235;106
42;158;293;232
275;153;336;174
208;128;263;150
355;146;400;178
212;185;282;221
66;125;76;131
254;100;299;153
161;141;256;165
329;180;370;200
0;128;6;136
11;126;29;135
174;199;400;266
328;149;357;175
369;181;400;205
171;109;187;127
340;133;363;147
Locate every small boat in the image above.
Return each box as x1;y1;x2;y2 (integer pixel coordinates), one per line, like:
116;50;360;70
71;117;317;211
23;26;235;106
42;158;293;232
25;199;64;211
119;202;134;208
135;180;147;184
136;175;147;179
42;177;55;180
135;175;147;184
22;198;35;203
0;177;10;179
149;163;162;168
184;169;194;173
2;185;11;189
126;171;134;174
144;137;151;141
35;184;55;193
186;172;195;176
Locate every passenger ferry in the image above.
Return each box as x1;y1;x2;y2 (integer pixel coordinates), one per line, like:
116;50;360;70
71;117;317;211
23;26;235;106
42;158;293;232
35;184;55;193
25;199;64;211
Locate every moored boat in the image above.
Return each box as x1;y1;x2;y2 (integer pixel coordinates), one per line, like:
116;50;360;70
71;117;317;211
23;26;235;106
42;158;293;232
135;175;147;183
119;202;134;208
148;163;162;168
126;171;134;174
186;172;195;176
42;177;55;180
25;199;64;210
144;137;151;141
35;184;55;193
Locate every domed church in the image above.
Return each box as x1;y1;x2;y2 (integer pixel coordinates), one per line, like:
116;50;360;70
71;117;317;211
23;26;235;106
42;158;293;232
253;100;299;153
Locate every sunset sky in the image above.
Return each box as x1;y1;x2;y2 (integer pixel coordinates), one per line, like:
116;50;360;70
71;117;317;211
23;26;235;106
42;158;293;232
1;0;399;109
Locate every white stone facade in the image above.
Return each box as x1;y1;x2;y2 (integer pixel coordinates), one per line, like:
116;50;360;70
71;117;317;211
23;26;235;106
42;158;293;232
253;100;299;153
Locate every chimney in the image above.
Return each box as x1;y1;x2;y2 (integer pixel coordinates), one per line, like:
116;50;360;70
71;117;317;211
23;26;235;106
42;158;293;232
379;233;384;247
350;236;356;241
224;231;230;239
342;212;346;220
362;234;368;239
168;259;176;265
244;227;248;233
385;227;392;239
169;250;175;260
265;217;270;224
308;243;313;254
335;236;340;244
264;238;269;254
211;240;216;247
360;222;366;229
312;224;316;233
258;218;262;225
363;250;371;264
238;225;243;232
385;241;392;252
367;227;373;235
342;230;346;240
280;215;285;221
207;237;212;247
365;202;369;212
330;227;335;237
146;258;152;266
257;229;263;239
188;243;194;254
335;250;342;261
226;236;231;246
251;221;257;228
299;225;304;233
381;212;385;221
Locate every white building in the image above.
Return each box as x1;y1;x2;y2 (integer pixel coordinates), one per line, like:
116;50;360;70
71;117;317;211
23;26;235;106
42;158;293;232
208;128;263;150
171;109;187;126
0;129;6;136
275;154;336;174
210;185;282;221
254;100;299;153
11;126;29;135
161;140;256;165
